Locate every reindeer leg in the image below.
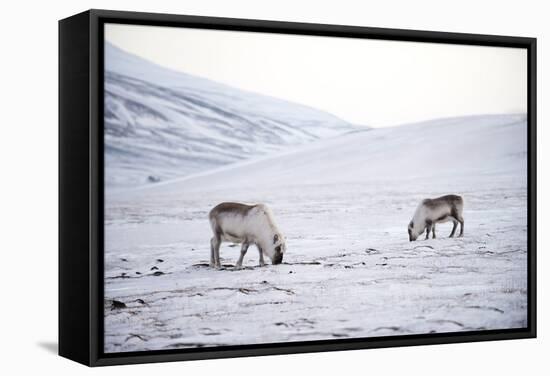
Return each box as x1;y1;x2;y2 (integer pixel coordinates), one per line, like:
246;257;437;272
450;207;464;238
258;245;266;267
458;215;464;237
449;220;458;237
211;235;222;269
235;242;249;269
209;237;215;267
424;220;432;240
432;223;436;239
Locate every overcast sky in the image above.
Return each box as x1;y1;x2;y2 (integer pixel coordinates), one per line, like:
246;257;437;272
105;23;527;127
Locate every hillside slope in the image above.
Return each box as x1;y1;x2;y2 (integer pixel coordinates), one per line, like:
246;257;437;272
124;113;526;198
104;42;356;188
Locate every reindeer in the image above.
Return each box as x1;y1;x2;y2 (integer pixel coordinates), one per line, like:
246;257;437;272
407;195;464;241
208;202;286;269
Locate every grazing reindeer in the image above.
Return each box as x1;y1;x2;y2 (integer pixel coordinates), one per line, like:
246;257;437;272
408;195;464;241
208;202;286;269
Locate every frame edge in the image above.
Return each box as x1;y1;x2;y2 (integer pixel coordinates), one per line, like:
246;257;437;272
59;10;93;367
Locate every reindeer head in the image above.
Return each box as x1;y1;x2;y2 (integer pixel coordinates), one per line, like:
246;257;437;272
264;233;286;264
408;221;424;242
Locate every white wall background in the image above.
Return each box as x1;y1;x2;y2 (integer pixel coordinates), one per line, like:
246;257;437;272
0;0;547;374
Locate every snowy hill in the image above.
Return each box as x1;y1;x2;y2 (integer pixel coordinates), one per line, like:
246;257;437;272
124;113;527;198
104;42;356;188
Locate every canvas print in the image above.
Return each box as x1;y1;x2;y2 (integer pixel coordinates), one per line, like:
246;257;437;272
103;23;528;353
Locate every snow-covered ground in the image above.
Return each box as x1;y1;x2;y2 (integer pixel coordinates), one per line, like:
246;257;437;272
104;113;528;353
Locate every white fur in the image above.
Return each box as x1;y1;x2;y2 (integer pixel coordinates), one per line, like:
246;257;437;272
209;203;286;268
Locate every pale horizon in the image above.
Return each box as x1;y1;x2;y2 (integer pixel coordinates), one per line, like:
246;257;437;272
105;23;527;127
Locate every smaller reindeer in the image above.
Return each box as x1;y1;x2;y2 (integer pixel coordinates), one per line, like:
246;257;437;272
408;195;464;241
208;202;286;269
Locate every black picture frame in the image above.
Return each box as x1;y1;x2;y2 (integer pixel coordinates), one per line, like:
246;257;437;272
59;9;537;367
